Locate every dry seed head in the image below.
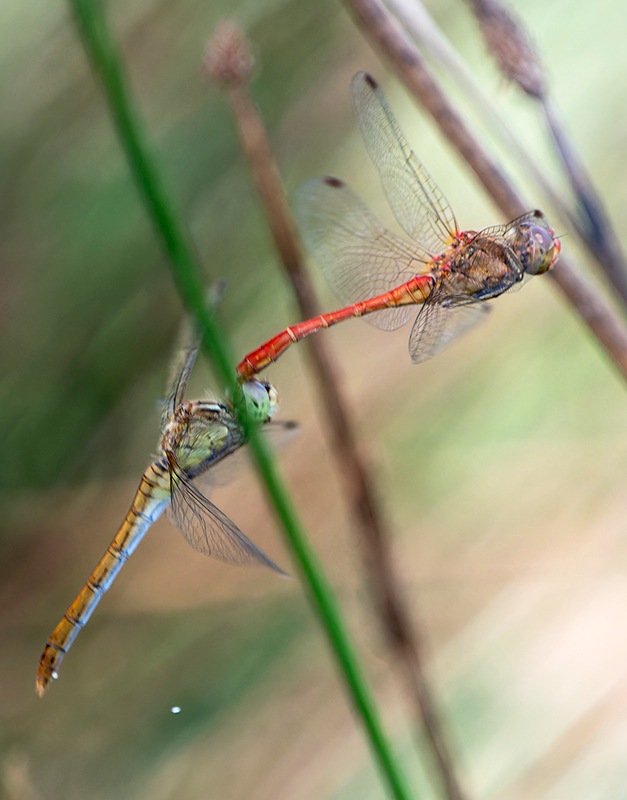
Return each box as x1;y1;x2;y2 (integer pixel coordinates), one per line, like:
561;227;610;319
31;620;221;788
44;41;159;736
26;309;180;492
203;21;255;87
469;0;545;99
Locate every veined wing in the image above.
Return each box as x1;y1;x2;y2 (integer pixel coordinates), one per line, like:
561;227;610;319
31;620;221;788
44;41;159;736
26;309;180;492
191;419;299;490
408;300;490;363
352;72;458;254
162;284;226;425
295;176;428;331
168;454;286;574
476;210;541;241
162;330;201;426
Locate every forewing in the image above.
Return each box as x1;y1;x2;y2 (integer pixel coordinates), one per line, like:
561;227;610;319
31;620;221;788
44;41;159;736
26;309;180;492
161;284;227;425
408;300;491;363
191;420;299;491
295;177;426;331
168;458;286;574
478;210;540;240
162;334;200;427
352;72;458;253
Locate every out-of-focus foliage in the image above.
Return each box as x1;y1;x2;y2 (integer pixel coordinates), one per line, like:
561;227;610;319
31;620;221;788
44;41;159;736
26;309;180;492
2;0;627;798
0;0;349;494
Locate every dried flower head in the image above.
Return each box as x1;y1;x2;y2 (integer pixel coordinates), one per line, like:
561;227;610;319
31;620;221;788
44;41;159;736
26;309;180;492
203;21;255;88
469;0;545;99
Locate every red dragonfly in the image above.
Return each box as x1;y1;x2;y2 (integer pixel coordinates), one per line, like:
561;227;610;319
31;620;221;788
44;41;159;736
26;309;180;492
236;72;560;380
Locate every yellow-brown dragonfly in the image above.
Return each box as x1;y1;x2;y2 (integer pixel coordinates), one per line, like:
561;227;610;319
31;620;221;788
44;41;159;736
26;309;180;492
37;337;292;696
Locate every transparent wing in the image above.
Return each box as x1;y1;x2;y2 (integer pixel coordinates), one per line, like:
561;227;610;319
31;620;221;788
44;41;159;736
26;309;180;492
192;420;299;491
168;456;286;574
352;72;458;254
477;210;541;240
162;332;201;427
162;283;227;425
295;176;428;331
408;300;491;363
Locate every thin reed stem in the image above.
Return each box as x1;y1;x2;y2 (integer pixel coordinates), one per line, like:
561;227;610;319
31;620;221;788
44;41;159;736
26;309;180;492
381;0;606;277
383;0;557;201
465;0;627;309
69;1;414;797
204;21;468;800
541;98;627;304
342;0;627;381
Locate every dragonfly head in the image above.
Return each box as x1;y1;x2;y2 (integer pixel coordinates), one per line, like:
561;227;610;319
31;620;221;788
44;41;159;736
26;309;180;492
241;379;280;423
508;210;561;276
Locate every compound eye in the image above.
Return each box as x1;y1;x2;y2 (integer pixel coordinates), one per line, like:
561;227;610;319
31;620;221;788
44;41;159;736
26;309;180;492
524;223;558;275
240;379;279;421
263;383;280;417
531;225;554;252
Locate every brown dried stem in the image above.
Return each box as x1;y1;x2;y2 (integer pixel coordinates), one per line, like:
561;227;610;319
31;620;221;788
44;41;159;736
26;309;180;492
541;98;627;305
343;0;627;381
382;1;567;249
466;0;545;98
206;21;469;800
466;0;627;308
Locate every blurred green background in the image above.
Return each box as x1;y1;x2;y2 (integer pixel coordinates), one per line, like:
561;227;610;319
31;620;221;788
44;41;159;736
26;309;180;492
2;0;627;798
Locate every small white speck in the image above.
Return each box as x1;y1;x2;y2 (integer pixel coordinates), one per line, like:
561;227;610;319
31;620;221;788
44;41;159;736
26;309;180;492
170;706;182;715
51;671;58;680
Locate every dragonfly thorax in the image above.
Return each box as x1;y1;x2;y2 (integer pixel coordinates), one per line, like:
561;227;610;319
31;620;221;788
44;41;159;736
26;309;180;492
442;237;523;301
161;401;233;461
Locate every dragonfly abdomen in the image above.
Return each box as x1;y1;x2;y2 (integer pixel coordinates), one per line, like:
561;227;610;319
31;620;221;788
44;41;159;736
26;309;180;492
366;275;433;309
236;275;434;380
35;464;170;697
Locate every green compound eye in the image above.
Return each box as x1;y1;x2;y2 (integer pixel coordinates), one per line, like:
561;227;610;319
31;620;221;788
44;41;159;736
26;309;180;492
241;380;280;422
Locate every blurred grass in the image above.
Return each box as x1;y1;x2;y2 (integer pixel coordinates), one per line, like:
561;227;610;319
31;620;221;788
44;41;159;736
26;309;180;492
0;0;346;494
2;0;627;798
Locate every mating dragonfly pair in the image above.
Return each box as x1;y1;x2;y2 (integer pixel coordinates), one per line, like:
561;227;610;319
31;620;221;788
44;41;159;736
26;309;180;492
36;72;560;695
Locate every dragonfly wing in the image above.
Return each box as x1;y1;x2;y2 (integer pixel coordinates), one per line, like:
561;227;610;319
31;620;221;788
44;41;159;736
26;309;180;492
168;459;286;574
352;72;458;253
161;285;227;425
295;176;426;331
162;333;201;427
478;210;543;240
408;300;491;363
192;420;299;490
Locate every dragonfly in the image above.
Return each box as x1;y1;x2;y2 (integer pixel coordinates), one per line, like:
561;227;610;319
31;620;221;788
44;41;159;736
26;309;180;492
36;335;292;697
236;71;560;380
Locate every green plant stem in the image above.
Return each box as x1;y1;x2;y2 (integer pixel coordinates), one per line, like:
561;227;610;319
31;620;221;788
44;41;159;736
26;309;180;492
69;2;414;798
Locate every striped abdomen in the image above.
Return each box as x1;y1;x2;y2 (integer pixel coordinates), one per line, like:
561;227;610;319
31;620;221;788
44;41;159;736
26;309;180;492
36;460;171;697
236;274;434;380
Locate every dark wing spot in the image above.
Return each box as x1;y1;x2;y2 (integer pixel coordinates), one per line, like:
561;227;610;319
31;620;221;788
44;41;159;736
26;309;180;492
364;72;378;89
324;176;344;188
